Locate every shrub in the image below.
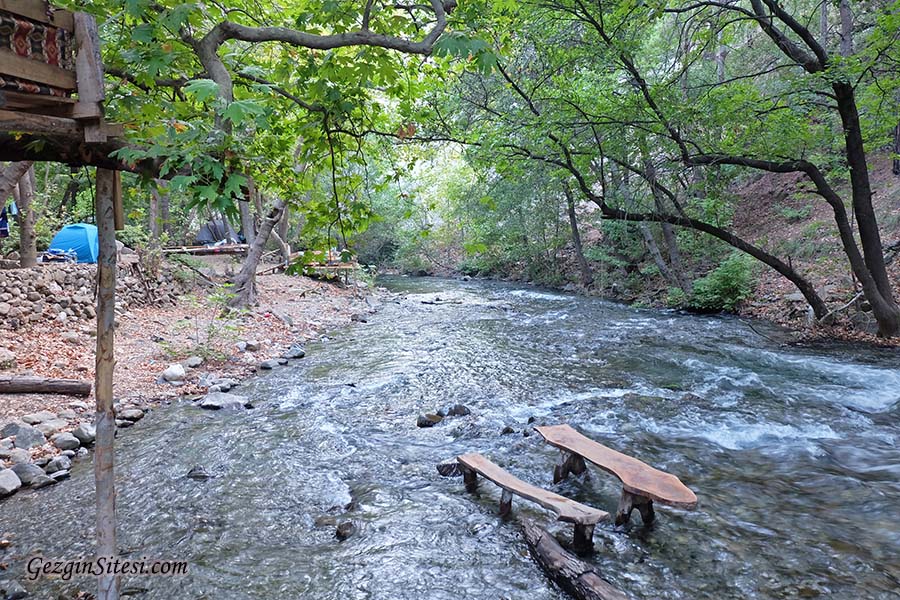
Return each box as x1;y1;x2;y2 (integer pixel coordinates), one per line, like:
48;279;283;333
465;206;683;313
689;253;755;312
666;286;687;307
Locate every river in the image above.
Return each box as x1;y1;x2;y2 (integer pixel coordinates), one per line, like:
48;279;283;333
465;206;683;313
2;276;899;599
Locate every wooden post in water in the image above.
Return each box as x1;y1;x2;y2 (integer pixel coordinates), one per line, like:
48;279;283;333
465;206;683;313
94;168;119;600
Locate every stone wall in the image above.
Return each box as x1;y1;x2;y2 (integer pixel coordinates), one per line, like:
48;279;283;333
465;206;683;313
0;260;190;327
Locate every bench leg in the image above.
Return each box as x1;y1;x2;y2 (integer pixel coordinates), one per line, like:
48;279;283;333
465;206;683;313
553;451;588;483
499;489;513;518
615;490;655;525
572;523;595;553
462;467;478;493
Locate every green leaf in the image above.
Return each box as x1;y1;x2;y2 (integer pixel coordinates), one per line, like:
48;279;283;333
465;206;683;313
183;79;220;103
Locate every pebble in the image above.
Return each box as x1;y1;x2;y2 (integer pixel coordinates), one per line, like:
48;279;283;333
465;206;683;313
244;340;261;352
283;345;306;359
1;579;28;600
21;411;56;425
118;408;144;422
186;466;213;480
161;363;186;383
200;392;251;411
416;413;443;428
49;469;70;481
72;423;96;445
44;455;72;474
0;423;46;449
30;474;57;489
184;356;203;368
258;359;281;370
0;468;22;495
335;521;357;541
10;463;44;486
52;432;81;451
35;419;68;437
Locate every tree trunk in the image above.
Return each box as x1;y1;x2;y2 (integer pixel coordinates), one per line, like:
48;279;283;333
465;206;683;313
819;1;828;48
639;223;677;286
0;161;33;202
563;185;593;288
17;165;37;268
660;220;690;294
228;197;287;308
833;82;897;309
154;180;171;238
838;0;852;57
148;185;160;241
0;376;91;396
892;124;900;177
94;168;119;600
522;519;627;600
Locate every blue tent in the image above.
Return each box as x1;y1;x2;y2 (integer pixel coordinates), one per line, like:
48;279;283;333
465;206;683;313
49;224;99;263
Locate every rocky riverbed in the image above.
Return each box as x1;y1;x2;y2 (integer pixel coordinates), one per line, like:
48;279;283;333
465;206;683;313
0;272;383;505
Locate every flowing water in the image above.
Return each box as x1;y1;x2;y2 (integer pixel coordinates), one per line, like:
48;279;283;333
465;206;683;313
2;277;899;599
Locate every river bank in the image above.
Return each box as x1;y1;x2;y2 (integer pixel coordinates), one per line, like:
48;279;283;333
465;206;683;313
0;271;381;500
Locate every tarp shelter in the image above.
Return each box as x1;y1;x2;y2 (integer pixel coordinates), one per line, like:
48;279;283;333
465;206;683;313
49;223;99;263
195;218;240;245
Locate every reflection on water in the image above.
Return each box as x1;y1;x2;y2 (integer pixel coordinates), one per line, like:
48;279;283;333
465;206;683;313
2;276;899;599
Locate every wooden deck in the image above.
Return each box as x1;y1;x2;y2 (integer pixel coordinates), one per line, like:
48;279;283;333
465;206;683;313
536;424;697;525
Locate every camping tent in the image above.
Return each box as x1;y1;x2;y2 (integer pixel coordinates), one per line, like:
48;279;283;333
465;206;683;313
49;223;99;263
195;218;240;245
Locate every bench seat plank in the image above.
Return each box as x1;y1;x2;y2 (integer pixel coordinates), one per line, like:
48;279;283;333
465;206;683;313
536;425;697;509
457;453;609;525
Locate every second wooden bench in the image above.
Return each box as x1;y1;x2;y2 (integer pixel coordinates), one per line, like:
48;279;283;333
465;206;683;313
535;424;697;525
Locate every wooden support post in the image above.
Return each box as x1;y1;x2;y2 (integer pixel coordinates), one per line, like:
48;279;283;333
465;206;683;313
615;490;654;526
554;450;588;483
572;523;595;554
112;170;124;231
499;489;513;518
94;168;119;600
462;466;478;493
73;12;106;143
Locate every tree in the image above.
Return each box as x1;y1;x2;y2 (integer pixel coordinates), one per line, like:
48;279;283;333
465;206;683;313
415;0;900;335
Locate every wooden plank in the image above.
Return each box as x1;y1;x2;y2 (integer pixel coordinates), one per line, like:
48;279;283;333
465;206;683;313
0;107;80;135
73;12;103;103
0;48;76;89
535;425;697;509
456;453;609;525
0;90;75;110
0;0;75;30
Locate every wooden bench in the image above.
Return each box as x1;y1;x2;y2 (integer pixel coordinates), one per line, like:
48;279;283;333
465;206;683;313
535;425;697;526
456;452;609;551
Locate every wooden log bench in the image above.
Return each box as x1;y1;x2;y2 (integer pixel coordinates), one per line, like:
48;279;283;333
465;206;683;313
456;452;609;552
535;425;697;526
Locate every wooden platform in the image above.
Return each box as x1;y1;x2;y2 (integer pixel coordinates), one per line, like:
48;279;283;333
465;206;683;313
535;424;697;525
457;452;608;551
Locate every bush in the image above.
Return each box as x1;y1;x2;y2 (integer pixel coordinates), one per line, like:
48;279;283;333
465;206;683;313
689;253;755;312
666;286;687;307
